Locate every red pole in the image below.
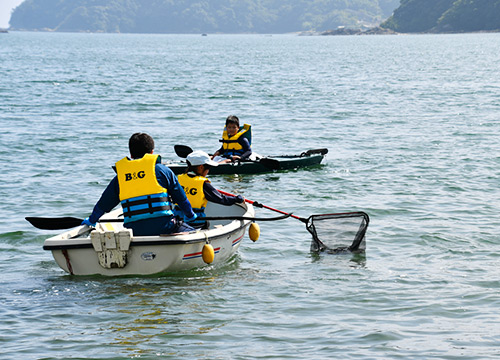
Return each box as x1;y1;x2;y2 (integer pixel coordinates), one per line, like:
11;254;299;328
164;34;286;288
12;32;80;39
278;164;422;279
218;189;304;221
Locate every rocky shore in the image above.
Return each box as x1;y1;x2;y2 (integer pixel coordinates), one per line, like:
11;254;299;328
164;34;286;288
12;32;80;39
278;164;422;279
321;26;398;35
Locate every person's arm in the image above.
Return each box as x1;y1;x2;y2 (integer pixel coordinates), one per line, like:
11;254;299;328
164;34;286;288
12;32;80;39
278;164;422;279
212;145;224;158
83;176;120;225
203;181;244;205
156;164;196;219
237;137;252;160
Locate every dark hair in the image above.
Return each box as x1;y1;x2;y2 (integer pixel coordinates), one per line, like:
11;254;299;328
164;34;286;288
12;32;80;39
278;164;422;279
225;115;240;128
129;133;154;159
186;161;210;175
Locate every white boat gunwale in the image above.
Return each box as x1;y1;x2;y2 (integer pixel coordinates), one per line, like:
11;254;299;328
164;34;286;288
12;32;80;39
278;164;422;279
43;224;248;250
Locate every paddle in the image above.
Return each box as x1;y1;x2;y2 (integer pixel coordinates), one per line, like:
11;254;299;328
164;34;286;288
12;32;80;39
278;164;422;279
217;189;370;253
26;213;290;230
174;144;193;158
174;144;280;170
26;217;121;230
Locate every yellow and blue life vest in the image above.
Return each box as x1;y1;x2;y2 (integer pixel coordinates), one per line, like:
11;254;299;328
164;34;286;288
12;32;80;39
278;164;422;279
178;173;208;211
220;123;251;157
115;154;173;224
175;173;210;227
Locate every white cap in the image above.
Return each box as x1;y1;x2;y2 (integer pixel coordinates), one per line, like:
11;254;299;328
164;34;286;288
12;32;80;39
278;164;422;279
187;150;219;167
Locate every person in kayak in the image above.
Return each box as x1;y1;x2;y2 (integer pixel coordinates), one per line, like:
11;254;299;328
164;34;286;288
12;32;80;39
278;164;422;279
175;150;244;228
81;133;197;235
212;115;252;163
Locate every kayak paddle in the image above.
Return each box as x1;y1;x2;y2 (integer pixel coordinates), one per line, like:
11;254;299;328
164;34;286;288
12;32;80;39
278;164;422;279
174;144;194;158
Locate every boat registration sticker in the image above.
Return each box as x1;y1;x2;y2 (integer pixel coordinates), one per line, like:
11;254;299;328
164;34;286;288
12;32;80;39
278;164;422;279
141;252;157;261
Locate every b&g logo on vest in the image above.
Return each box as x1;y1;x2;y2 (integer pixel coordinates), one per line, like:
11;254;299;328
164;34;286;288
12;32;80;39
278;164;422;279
182;186;198;196
125;171;146;181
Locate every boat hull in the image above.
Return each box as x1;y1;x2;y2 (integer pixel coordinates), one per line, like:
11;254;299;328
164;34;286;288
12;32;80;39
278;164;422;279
43;202;254;276
167;152;326;175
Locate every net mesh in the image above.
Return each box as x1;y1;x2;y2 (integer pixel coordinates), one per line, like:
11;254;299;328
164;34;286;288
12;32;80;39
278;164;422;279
306;212;369;254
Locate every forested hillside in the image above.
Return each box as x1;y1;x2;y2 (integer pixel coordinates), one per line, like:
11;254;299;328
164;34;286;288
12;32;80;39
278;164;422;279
382;0;500;33
9;0;400;33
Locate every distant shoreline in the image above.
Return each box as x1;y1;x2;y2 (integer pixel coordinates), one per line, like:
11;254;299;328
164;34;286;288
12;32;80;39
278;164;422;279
302;26;500;36
4;27;500;36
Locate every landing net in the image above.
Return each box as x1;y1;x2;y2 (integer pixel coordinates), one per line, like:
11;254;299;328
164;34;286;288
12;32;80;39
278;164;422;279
306;212;369;254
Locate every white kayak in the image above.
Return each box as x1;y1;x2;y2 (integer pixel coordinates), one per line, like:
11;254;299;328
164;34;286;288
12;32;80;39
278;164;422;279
43;202;256;276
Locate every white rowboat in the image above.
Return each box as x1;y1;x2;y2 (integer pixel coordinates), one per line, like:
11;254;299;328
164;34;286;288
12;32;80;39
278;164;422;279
43;202;256;276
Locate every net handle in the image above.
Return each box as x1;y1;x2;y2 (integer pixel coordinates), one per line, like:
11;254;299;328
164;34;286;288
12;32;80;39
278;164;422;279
217;189;306;222
218;190;370;253
218;190;367;223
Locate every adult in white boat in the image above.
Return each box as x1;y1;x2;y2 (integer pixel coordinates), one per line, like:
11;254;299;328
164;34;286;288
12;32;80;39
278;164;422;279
82;133;197;235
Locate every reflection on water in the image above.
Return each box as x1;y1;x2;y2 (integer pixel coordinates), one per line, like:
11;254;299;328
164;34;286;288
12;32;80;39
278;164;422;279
309;249;366;268
38;268;241;357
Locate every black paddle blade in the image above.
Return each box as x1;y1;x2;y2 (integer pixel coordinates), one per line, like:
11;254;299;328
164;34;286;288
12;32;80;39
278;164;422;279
306;212;369;253
174;145;193;158
26;216;84;230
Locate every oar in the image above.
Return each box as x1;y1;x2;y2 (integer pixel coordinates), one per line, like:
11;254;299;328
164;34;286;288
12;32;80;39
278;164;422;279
174;144;280;170
26;213;290;230
25;216;121;230
217;189;370;252
174;144;193;158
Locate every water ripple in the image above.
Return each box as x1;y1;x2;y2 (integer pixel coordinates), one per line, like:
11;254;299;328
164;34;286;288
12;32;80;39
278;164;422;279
1;32;500;359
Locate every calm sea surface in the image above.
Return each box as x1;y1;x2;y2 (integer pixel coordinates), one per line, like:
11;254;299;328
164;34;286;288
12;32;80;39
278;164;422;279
1;31;499;359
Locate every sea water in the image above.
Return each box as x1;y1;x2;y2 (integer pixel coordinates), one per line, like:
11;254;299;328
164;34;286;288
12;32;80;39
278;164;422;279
0;31;499;359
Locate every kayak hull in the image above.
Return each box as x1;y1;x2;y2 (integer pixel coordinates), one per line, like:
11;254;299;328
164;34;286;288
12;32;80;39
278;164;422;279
167;151;326;175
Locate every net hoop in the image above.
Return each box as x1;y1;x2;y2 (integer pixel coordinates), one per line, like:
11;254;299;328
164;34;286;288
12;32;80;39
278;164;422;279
306;211;369;253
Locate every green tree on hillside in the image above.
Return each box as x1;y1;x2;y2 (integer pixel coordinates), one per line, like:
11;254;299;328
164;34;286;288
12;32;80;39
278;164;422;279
381;0;500;33
437;0;500;32
381;0;456;32
10;0;400;33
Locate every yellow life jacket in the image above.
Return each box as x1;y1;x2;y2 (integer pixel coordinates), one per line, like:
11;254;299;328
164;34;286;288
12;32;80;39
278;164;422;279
221;123;251;156
115;154;173;223
178;173;208;211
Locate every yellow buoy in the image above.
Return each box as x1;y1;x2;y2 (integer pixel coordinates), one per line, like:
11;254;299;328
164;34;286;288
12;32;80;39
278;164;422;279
249;222;260;242
202;243;215;264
